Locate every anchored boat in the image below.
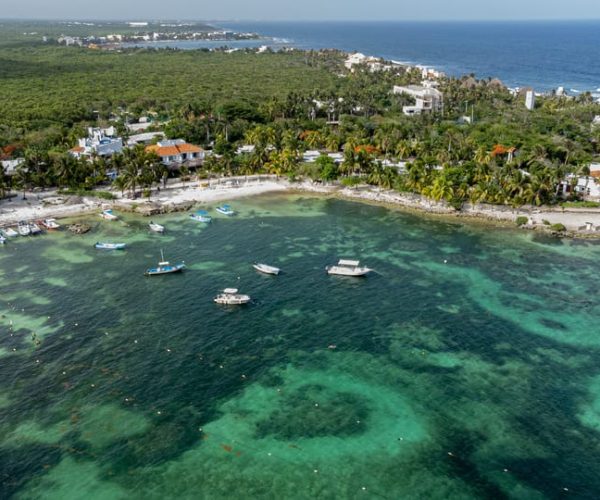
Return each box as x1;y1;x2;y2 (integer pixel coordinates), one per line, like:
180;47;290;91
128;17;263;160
29;222;43;235
216;204;235;216
2;228;18;238
326;259;372;277
149;221;165;233
145;250;185;276
17;221;31;236
253;263;281;275
100;209;118;221
214;288;251;305
41;218;61;230
190;210;212;223
95;242;127;250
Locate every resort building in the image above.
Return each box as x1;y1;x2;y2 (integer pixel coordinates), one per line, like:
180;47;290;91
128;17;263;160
146;139;205;168
69;127;123;159
393;85;443;116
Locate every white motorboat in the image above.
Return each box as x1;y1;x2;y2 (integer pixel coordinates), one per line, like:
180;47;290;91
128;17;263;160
216;204;235;216
2;228;18;238
326;259;372;277
95;242;127;250
214;288;251;305
149;221;165;233
29;222;43;235
17;221;31;236
100;209;118;221
41;218;61;230
0;235;6;245
190;210;212;223
253;263;281;275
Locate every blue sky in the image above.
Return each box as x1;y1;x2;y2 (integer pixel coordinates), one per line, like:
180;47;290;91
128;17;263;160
2;0;600;21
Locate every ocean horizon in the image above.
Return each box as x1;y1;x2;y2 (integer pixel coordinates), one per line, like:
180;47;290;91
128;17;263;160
132;20;600;94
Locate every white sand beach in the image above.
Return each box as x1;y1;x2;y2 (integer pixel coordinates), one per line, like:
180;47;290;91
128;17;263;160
1;176;600;236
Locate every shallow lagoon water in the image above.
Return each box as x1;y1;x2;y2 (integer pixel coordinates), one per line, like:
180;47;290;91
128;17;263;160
1;194;600;498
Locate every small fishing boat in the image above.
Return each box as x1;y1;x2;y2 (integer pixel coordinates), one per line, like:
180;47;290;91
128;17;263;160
95;242;127;250
253;263;281;275
214;288;251;305
326;259;372;277
149;221;165;233
17;221;31;236
145;250;185;276
190;210;212;223
216;204;235;216
29;222;43;235
0;235;6;245
100;209;118;221
41;218;61;230
2;228;18;238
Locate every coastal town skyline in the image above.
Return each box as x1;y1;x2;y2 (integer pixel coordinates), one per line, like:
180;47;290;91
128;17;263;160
2;0;600;21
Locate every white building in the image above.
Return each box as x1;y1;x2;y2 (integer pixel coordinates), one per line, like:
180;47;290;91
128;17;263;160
1;158;25;176
146;139;205;167
592;116;600;128
70;128;123;159
127;132;165;147
236;145;256;155
525;90;536;110
558;175;600;201
393;85;443;116
344;53;394;72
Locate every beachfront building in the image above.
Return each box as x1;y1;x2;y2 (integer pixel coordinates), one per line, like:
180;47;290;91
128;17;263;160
344;52;397;73
558;175;600;201
69;127;123;159
146;139;205;169
393;85;443;116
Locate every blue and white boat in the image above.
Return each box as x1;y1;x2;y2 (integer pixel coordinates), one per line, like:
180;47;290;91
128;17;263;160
216;204;235;216
145;250;185;276
95;242;126;250
100;209;118;221
190;210;212;223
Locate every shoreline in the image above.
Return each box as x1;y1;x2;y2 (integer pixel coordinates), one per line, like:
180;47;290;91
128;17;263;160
1;177;600;238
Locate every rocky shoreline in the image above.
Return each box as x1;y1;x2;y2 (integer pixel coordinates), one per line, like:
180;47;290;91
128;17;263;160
1;177;600;239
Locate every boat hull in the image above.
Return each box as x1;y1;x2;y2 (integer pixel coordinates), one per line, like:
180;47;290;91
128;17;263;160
214;296;251;305
216;207;234;216
190;215;212;223
326;267;372;277
95;243;126;250
145;263;185;276
253;264;280;275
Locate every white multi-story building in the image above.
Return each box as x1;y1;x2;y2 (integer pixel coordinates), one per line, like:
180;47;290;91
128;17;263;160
393;85;443;116
70;128;123;159
525;90;536;110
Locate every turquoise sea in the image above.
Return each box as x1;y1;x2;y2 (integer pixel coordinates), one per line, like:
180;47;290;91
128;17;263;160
1;194;600;498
